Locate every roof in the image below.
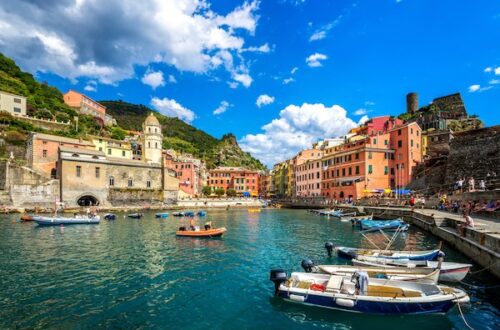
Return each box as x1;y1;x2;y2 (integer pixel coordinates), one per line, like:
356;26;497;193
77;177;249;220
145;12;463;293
0;90;26;99
33;133;95;146
144;112;160;126
66;90;106;109
59;146;105;156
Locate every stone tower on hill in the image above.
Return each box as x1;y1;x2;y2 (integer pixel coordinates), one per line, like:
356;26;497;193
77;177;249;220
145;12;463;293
142;113;163;164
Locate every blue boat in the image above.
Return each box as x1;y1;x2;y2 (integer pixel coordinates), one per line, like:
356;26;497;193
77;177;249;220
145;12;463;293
104;213;116;220
270;271;469;315
332;245;442;261
197;211;206;216
155;212;169;218
360;219;407;231
184;211;195;217
362;223;409;233
35;215;100;226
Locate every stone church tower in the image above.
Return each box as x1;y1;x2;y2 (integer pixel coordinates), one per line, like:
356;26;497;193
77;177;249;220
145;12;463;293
142;113;163;164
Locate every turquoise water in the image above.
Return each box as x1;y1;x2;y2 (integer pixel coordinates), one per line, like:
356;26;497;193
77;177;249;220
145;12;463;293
0;209;498;329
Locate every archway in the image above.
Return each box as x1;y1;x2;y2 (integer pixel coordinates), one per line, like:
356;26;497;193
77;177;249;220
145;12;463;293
77;195;99;206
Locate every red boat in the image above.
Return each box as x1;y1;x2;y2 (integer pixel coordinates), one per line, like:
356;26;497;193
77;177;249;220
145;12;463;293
176;227;227;237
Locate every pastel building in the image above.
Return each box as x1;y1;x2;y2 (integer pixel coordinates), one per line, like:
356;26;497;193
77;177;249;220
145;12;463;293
88;135;132;159
63;90;115;126
258;172;271;198
0;91;26;117
293;149;324;197
164;153;204;197
208;167;259;197
321;120;422;201
142;113;163;164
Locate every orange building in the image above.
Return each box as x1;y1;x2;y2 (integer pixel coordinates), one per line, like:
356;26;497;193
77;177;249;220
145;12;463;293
208;167;259;197
164;154;203;197
258;172;271;198
63;90;107;123
321;120;422;201
26;132;95;178
293;149;324;197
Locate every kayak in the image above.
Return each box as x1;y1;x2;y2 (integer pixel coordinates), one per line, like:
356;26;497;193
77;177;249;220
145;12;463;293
176;227;227;237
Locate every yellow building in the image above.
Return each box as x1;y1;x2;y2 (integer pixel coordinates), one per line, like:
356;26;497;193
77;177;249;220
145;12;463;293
88;135;132;159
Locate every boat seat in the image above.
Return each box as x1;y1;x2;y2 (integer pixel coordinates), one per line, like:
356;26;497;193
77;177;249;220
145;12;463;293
325;275;344;292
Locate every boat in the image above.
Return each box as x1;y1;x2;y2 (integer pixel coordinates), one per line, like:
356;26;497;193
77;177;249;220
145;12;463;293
359;219;407;231
269;270;469;315
20;214;35;221
340;214;373;223
248;208;261;213
104;213;116;220
155;212;169;218
197;211;206;216
176;226;227;237
352;256;472;282
34;215;100;226
326;243;443;261
300;259;440;284
184;211;195;217
173;212;185;217
128;213;143;219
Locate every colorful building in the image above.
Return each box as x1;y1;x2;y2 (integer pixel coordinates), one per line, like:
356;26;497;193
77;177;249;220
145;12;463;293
293;149;324;197
63;90;115;126
164;153;204;197
258;171;271;198
0;90;26;117
208;167;259;197
142;113;163;164
88;135;132;159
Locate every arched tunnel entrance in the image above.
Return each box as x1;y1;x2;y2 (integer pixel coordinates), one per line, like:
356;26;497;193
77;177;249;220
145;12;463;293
77;195;99;206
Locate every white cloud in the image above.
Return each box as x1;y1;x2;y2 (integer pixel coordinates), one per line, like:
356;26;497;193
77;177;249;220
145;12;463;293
256;94;275;107
309;16;342;42
495;67;500;75
354;108;367;115
364;100;375;106
0;0;262;84
283;77;295;84
228;81;239;89
484;67;492;73
151;97;195;123
83;80;97;92
489;79;500;85
232;72;253;87
242;43;271;53
141;70;165;89
168;75;177;84
213;101;231;115
239;103;358;166
306;53;328;67
291;67;298;74
468;84;481;92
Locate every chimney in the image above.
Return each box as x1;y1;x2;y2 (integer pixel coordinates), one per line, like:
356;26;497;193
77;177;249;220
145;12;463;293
406;92;418;114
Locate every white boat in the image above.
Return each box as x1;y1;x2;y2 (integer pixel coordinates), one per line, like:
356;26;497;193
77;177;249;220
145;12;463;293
340;214;373;223
304;263;440;284
270;271;469;315
352;256;471;282
34;215;100;226
331;244;443;261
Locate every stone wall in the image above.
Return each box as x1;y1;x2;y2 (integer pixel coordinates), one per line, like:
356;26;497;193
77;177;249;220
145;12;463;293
10;180;59;207
108;188;164;206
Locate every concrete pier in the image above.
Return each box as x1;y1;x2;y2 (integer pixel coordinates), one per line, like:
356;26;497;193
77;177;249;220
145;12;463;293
339;205;500;279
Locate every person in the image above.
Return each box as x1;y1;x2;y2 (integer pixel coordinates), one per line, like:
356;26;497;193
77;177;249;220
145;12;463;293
468;177;475;192
458;211;474;236
204;221;212;230
420;196;426;209
409;195;415;211
479;179;486;191
457;178;464;193
189;218;196;231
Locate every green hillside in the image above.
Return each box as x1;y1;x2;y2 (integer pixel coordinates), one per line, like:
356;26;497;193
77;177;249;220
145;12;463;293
0;53;265;170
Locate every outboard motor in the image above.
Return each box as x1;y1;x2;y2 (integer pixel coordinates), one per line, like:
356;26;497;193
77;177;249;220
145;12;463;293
270;269;288;295
437;251;445;260
301;259;315;273
325;242;334;257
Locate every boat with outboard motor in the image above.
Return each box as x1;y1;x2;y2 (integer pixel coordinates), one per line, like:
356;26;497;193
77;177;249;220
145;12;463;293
176;226;226;237
300;259;441;284
340;214;373;223
155;212;169;218
184;211;195;217
34;215;100;226
20;214;36;221
358;219;407;232
197;211;206;216
127;213;143;219
269;270;469;315
104;213;116;220
325;242;443;261
173;212;185;217
352;256;471;282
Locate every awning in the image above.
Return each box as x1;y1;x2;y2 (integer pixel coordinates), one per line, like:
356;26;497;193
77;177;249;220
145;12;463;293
242;192;250;197
335;176;362;183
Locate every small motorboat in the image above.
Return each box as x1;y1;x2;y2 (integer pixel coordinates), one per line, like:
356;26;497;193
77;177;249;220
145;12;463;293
197;211;206;216
20;214;35;221
352;256;472;282
155;212;169;218
248;208;261;213
184;211;195;217
359;219;406;231
173;212;185;217
270;270;469;315
340;214;373;223
128;213;143;219
300;259;440;284
104;213;116;220
361;221;409;233
176;226;227;237
34;215;100;226
325;242;443;261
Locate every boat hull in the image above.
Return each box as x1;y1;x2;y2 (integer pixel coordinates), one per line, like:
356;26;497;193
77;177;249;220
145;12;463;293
20;214;34;221
155;213;169;218
176;227;226;237
35;216;100;226
336;247;441;261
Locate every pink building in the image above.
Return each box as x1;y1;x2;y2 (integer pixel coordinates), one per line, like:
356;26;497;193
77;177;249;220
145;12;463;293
164;155;202;197
294;149;324;197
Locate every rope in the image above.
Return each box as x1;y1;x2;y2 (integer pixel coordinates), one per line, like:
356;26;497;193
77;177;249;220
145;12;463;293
469;261;498;275
456;300;475;330
459;281;500;290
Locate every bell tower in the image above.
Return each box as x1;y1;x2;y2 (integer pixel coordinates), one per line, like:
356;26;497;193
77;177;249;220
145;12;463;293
142;113;163;164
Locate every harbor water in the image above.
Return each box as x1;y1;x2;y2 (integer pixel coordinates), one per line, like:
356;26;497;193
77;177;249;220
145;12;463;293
0;209;498;329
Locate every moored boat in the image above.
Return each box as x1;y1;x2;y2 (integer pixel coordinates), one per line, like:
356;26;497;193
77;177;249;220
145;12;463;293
20;214;35;221
184;211;195;217
352;256;471;282
325;242;443;261
155;212;169;218
248;208;261;213
173;212;185;217
128;213;143;219
34;215;100;226
269;270;469;315
176;226;227;237
197;210;206;216
104;213;116;220
361;221;409;233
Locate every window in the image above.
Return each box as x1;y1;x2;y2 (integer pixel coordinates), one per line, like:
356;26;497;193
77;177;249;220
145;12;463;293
384;139;388;145
95;167;100;178
355;153;359;160
13;107;21;113
342;168;345;176
348;167;352;175
99;147;103;151
147;180;151;188
411;140;414;147
149;127;151;133
373;138;377;144
384;166;388;175
148;142;151;148
108;148;112;155
109;176;114;186
368;152;372;159
155;142;158;149
14;98;21;103
42;140;47;144
42;149;47;158
411;128;413;134
391;168;394;175
355;166;359;175
397;140;402;148
368;165;373;174
76;166;81;177
398;129;402;136
128;178;133;187
417;131;419;136
122;150;125;157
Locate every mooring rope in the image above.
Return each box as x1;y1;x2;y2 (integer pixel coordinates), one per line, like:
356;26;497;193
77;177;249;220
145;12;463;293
456;300;475;330
469;261;498;275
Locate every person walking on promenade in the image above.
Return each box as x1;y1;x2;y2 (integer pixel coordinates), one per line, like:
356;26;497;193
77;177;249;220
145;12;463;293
479;179;486;191
468;177;475;192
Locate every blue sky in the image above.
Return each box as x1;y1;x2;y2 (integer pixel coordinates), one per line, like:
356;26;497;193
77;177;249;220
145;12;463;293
1;0;499;166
